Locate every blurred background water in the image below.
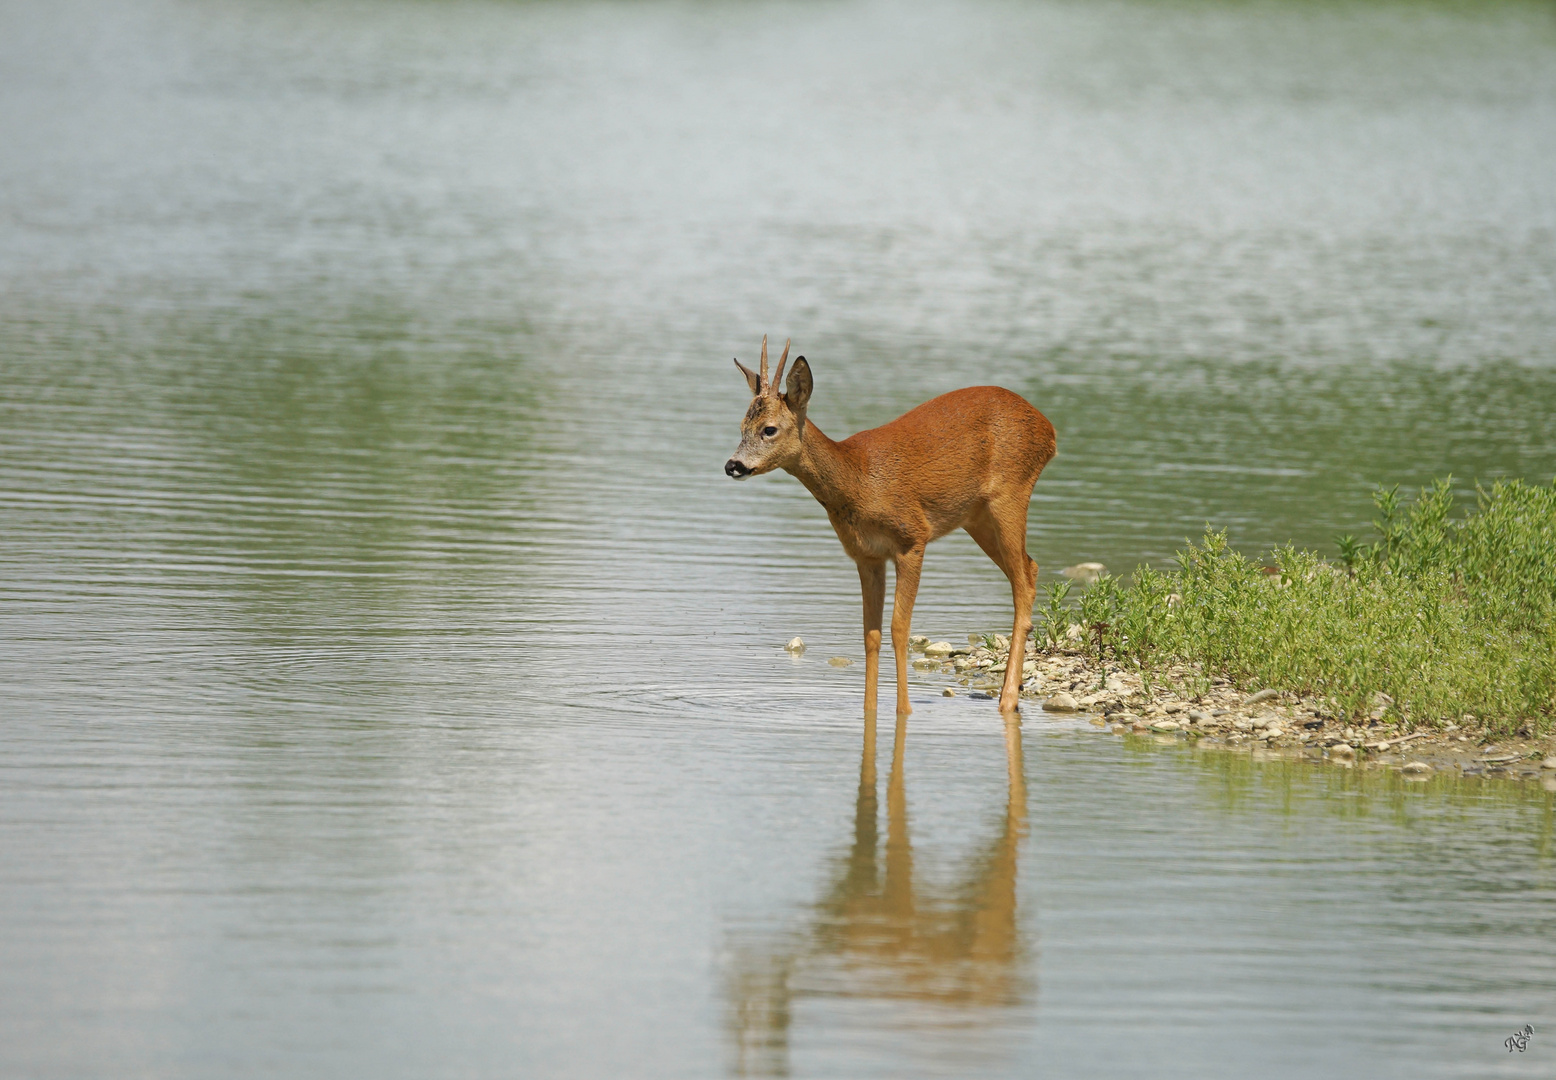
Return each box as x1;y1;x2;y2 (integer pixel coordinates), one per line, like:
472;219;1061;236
2;0;1556;1076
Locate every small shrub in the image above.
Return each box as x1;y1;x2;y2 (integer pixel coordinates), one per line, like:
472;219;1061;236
1077;573;1121;664
1037;579;1074;649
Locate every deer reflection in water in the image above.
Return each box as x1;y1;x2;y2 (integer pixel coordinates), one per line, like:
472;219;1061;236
726;714;1034;1076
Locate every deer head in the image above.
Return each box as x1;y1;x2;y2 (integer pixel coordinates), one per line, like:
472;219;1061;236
725;336;813;479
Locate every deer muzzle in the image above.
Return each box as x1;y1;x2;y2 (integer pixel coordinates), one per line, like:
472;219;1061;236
724;458;752;479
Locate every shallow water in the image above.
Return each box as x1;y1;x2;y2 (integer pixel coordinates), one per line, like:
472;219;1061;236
3;0;1556;1075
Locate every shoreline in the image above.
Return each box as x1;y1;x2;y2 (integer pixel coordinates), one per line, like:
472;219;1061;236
911;633;1556;785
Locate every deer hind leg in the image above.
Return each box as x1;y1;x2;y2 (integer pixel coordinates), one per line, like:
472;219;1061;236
890;547;924;716
858;559;887;717
965;498;1038;715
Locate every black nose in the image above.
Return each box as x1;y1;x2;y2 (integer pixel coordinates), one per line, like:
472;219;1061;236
725;459;750;478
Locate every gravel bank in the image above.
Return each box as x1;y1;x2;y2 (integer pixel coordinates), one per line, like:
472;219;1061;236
910;632;1556;785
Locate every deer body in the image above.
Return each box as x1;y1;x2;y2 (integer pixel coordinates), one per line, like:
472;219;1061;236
726;339;1056;715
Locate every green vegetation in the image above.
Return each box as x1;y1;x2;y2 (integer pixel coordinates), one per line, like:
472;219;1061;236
1043;478;1556;736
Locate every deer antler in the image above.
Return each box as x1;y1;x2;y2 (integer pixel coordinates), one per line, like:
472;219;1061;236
759;335;769;394
772;339;791;397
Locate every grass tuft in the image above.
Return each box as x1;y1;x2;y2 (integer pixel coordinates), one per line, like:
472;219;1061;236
1048;478;1556;735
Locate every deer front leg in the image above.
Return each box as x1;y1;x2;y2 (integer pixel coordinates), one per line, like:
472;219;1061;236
858;560;886;717
891;547;923;716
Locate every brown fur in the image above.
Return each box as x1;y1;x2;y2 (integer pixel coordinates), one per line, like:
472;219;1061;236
727;341;1056;715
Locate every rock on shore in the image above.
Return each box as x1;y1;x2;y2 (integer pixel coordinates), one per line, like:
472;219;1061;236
1062;562;1106;586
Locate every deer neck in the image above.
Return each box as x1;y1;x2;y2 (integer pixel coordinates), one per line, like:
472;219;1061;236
785;420;865;514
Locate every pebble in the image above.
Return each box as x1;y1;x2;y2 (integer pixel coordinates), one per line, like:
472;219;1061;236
1188;710;1210;725
1043;692;1079;712
784;636;805;654
1111;724;1127;734
1329;743;1356;758
912;658;940;671
1243;688;1280;706
827;656;853;667
908;635;930;652
1401;761;1432;775
1149;720;1180;732
923;641;954;658
1543;757;1556;770
1263;727;1284;740
942;687;956;697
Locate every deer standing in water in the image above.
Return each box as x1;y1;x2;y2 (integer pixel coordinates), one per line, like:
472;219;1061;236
725;337;1056;715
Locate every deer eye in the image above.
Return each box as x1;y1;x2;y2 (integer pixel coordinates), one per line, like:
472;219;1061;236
762;426;778;437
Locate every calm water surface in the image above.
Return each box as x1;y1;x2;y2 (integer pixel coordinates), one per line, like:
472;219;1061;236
3;0;1556;1076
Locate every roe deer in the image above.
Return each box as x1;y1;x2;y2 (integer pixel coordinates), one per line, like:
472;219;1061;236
724;337;1056;715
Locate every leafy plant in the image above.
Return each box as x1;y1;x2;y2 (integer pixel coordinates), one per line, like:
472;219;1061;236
1077;573;1121;664
1038;579;1074;648
1334;533;1366;575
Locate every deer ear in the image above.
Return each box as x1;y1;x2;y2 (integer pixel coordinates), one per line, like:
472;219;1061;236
733;358;761;396
784;357;812;423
